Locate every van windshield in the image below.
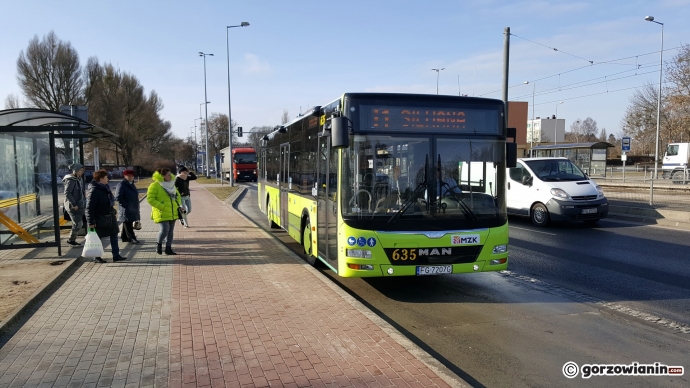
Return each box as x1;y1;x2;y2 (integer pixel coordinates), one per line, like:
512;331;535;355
524;159;587;181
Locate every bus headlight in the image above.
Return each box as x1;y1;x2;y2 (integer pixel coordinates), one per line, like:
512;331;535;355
492;244;507;254
346;249;372;259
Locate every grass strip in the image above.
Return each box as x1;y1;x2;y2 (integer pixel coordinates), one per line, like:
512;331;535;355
205;186;240;201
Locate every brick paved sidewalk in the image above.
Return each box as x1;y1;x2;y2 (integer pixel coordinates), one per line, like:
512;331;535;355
0;182;466;387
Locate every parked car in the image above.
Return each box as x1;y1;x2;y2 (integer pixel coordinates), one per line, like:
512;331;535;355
506;157;608;226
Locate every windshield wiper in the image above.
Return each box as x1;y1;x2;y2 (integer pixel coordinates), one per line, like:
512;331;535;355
388;154;428;224
437;155;478;222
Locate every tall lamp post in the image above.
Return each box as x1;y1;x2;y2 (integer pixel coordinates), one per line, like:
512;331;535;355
193;117;202;171
199;52;214;177
645;15;664;179
524;81;536;155
432;68;445;95
226;21;250;186
555;101;563;145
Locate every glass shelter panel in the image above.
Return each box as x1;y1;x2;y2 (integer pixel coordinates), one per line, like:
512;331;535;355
0;132;59;247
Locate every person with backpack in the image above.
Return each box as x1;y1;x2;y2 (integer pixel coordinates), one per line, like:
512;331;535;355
63;163;86;247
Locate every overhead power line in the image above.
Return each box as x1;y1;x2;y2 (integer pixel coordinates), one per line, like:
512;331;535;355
510;33;594;64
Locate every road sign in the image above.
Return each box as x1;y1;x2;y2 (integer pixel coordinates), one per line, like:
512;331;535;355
622;137;631;152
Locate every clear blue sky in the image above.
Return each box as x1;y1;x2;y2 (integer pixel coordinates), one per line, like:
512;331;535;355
1;0;689;142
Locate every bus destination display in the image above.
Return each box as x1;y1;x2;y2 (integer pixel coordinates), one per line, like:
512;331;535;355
361;105;499;133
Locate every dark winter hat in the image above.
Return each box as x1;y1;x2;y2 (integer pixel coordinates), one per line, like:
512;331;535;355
69;163;84;174
178;165;189;173
123;169;135;176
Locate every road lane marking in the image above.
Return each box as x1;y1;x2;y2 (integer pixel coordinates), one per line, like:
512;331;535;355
500;270;690;334
510;226;557;236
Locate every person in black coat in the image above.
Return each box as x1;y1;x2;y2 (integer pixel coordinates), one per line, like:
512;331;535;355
174;165;197;227
115;169;141;244
85;169;126;263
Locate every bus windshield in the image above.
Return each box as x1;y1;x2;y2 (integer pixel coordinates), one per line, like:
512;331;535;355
234;153;256;164
524;159;587;181
341;134;506;231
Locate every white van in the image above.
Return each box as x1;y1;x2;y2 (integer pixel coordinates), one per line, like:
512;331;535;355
506;157;608;226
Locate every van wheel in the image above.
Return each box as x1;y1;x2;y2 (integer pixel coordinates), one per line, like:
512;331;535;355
531;203;549;227
671;171;685;184
302;220;317;266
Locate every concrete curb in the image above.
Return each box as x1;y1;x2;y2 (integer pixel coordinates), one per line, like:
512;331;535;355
0;257;81;335
225;186;471;388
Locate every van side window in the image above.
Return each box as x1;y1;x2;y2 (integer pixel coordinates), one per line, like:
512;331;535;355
509;163;529;182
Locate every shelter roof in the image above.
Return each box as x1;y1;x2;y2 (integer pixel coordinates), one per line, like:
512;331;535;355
0;108;116;140
532;142;613;150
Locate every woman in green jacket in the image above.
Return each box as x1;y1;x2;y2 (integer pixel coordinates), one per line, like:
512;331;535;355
147;168;184;255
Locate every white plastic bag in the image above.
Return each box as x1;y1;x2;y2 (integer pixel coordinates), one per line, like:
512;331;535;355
81;228;104;258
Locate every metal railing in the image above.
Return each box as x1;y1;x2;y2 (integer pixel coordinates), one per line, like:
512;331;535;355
592;169;690;209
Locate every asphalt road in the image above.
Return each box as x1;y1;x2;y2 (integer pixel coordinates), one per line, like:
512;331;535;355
236;183;690;388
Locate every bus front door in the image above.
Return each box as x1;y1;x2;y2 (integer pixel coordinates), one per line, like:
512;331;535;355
317;135;338;270
280;143;290;227
317;136;329;262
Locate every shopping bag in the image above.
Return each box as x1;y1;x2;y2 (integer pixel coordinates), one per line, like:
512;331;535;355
81;228;104;258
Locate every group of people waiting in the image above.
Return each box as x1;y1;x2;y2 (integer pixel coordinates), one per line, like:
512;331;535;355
62;164;197;263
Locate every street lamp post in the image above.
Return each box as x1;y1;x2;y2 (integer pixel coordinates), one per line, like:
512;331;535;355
645;15;664;179
555;101;563;145
432;68;445;95
524;81;536;155
226;21;250;187
199;52;214;177
193;117;202;171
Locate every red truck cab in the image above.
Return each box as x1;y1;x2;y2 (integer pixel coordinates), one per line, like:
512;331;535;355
232;147;257;182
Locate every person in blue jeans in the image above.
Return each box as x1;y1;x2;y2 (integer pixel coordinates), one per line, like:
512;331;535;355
85;169;126;263
174;165;197;227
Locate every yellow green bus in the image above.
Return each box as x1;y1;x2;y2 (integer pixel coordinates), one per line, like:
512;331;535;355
258;93;516;277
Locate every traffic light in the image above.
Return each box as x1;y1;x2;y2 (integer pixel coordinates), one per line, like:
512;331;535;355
237;126;243;137
220;152;225;163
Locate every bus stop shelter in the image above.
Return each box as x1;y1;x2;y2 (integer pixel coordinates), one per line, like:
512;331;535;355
0;108;116;255
531;142;614;177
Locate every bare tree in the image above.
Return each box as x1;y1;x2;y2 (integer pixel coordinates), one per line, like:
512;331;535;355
83;59;171;165
4;94;20;109
247;125;273;150
569;117;599;143
281;110;290;124
665;44;690;142
16;31;83;110
206;113;230;161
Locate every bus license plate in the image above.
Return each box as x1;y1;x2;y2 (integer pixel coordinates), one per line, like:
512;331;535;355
416;265;452;276
581;208;597;214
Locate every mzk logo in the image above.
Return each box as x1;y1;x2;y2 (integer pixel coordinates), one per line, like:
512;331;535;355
451;234;480;245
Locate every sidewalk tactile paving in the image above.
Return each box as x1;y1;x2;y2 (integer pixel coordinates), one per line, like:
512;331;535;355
0;182;461;387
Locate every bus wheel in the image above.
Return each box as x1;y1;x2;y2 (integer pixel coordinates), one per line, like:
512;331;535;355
531;203;549;227
267;199;279;229
302;221;316;266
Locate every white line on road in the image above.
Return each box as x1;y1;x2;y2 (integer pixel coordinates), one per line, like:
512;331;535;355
509;226;557;236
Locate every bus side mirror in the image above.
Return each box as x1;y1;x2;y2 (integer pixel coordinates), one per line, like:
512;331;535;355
506;143;517;168
331;117;349;149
